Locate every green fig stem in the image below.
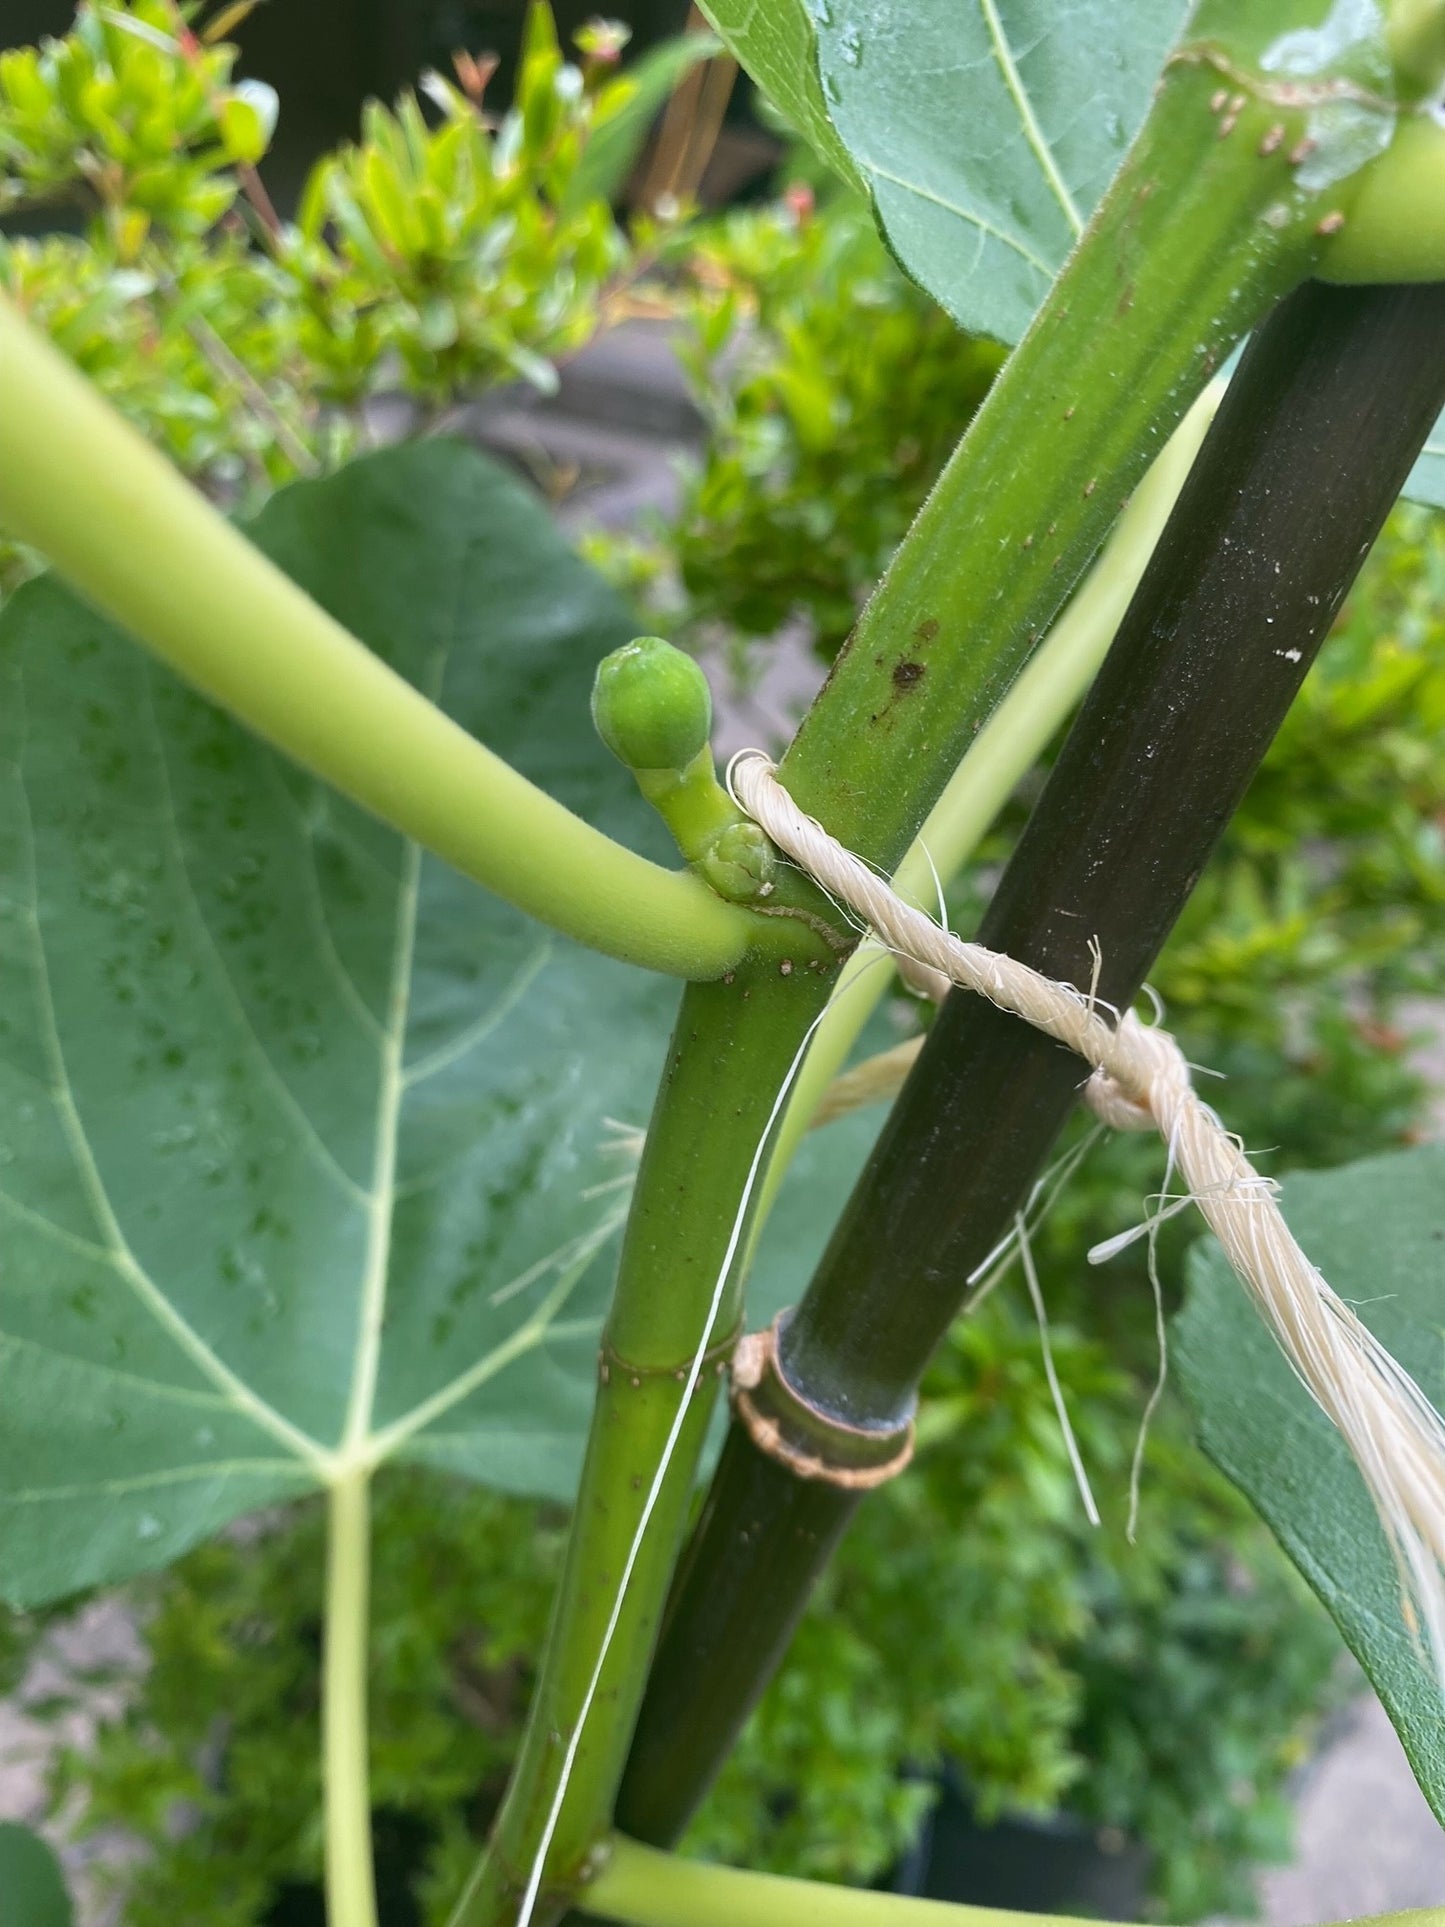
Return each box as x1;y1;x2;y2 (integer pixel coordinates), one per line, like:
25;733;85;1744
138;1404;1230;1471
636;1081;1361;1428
757;379;1221;1210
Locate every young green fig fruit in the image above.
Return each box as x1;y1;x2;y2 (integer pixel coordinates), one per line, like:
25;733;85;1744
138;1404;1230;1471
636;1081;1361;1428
592;636;713;773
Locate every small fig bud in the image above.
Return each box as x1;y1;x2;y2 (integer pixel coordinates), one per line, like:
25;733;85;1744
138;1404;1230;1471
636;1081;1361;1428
700;821;776;903
592;637;713;773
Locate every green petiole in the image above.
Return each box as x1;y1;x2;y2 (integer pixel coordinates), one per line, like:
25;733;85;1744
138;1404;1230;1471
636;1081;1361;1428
0;297;758;981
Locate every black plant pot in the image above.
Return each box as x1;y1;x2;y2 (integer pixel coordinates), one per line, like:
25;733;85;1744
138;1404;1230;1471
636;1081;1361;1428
890;1768;1150;1921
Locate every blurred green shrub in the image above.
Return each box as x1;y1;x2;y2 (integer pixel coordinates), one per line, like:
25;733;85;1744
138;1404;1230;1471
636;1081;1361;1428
0;0;670;588
655;186;1004;664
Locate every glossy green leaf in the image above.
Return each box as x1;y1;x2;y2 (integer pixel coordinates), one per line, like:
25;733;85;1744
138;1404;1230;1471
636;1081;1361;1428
0;1823;72;1927
807;0;1190;342
638;0;1445;500
0;441;685;1609
1177;1141;1445;1821
697;0;863;192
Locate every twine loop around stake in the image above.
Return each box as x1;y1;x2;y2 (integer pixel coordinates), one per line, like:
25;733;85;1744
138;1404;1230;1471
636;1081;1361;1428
728;750;1445;1686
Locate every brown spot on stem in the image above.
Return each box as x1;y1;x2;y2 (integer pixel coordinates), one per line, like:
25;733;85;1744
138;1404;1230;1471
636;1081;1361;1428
891;660;926;692
914;617;940;643
1083;478;1097;498
1259;123;1285;156
1316;210;1346;236
1210;87;1228;111
1288;137;1316;166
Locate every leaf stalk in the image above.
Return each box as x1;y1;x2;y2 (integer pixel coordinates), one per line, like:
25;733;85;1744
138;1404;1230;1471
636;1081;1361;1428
0;297;756;981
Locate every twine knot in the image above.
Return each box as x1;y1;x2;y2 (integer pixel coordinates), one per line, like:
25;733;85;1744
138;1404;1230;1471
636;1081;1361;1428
1084;1010;1188;1134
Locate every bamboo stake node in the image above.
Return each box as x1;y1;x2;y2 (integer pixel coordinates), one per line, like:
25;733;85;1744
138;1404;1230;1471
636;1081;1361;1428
733;1315;915;1489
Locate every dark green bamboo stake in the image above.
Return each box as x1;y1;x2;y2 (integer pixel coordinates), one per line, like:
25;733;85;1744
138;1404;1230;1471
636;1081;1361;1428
612;277;1445;1851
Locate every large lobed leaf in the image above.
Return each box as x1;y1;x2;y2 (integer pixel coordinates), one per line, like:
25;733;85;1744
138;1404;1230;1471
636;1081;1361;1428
704;0;1188;344
1177;1142;1445;1821
0;442;687;1608
0;435;885;1612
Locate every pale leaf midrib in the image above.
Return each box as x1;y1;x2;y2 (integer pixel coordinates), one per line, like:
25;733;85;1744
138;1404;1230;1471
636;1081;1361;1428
339;835;419;1457
977;0;1082;236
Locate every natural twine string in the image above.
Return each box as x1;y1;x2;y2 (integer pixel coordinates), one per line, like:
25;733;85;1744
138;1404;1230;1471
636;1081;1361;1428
730;750;1445;1683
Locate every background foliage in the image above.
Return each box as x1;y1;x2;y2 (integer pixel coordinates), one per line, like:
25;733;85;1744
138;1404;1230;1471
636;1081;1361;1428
0;0;662;590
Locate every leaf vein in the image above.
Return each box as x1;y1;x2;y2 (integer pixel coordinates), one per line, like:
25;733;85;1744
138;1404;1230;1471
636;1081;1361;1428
145;680;373;1207
363;1208;623;1465
977;0;1081;235
861;158;1055;275
403;940;553;1088
0;1184;118;1263
2;1460;313;1506
340;626;452;1456
262;757;391;1046
0;1329;237;1408
10;698;329;1473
